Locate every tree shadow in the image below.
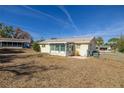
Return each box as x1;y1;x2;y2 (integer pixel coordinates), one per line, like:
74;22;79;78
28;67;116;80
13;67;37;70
0;49;25;54
0;55;17;63
0;63;64;76
0;54;35;63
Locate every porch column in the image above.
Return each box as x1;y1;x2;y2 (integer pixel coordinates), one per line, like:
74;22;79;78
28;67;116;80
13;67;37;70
16;42;18;47
6;42;8;47
12;42;13;47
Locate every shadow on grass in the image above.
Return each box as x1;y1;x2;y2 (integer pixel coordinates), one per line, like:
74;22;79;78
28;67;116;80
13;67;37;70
0;55;32;63
0;55;17;63
0;63;63;76
0;49;25;54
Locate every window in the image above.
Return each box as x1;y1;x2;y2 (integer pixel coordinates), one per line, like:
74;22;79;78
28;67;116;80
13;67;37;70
60;44;65;51
8;42;12;47
13;42;17;47
50;44;65;51
42;44;46;47
18;43;22;47
2;42;7;47
76;44;80;48
50;44;55;51
55;44;59;51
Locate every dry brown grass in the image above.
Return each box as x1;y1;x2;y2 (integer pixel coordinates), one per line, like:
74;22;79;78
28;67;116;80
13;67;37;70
0;50;124;88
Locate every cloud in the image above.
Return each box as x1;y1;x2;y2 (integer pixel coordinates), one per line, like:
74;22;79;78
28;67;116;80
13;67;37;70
22;5;70;26
0;6;40;18
57;6;79;32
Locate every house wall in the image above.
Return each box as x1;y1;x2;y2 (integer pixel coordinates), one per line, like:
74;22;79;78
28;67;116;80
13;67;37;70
40;44;50;53
50;51;66;56
39;38;96;57
75;39;96;57
75;44;81;56
80;44;89;56
40;44;67;56
74;44;89;56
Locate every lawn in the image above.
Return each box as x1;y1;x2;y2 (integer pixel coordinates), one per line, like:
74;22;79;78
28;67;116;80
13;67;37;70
0;49;124;88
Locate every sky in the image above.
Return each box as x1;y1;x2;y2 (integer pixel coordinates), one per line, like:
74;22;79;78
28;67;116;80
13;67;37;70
0;5;124;42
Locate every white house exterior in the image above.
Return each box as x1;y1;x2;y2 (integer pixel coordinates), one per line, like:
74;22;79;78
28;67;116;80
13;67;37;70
39;37;96;57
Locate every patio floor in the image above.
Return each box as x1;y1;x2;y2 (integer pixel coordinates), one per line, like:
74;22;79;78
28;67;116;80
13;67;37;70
68;56;88;59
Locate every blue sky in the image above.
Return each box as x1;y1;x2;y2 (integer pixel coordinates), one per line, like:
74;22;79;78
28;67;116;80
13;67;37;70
0;5;124;42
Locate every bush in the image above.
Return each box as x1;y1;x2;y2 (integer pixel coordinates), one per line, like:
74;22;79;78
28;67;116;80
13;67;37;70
118;36;124;53
118;47;124;53
32;42;40;52
118;42;124;53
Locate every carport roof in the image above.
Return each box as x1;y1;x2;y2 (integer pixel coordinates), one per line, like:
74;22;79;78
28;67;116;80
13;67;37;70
0;38;31;43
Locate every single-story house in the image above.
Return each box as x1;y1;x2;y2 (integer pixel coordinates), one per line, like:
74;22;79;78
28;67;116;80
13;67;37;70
0;38;31;49
39;37;96;57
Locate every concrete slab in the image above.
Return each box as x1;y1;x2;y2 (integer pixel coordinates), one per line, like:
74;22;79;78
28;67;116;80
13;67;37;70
68;56;87;59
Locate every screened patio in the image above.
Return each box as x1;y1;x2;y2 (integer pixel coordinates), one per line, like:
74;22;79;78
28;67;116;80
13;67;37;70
49;43;74;56
50;44;66;52
0;38;31;48
0;42;24;48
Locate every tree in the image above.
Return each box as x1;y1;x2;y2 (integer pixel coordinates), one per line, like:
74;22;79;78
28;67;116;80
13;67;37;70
0;23;32;41
3;26;15;38
96;37;104;46
0;29;6;37
108;38;119;43
118;35;124;53
0;23;6;37
0;23;14;38
0;23;4;29
108;38;119;51
14;28;32;40
32;42;40;52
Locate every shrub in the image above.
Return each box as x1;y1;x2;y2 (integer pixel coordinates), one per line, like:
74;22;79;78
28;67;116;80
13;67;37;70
118;42;124;53
118;36;124;53
32;42;40;52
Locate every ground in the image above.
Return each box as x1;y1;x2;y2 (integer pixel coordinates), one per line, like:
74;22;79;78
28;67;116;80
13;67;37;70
0;49;124;88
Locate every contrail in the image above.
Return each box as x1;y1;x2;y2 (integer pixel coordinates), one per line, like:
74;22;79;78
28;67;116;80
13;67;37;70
22;5;70;26
58;6;79;32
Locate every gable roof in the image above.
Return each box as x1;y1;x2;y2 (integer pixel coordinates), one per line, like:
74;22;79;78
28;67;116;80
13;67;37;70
0;38;31;43
39;37;95;44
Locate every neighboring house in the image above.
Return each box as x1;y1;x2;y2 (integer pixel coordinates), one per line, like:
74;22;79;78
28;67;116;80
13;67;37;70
0;38;31;49
39;37;96;57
